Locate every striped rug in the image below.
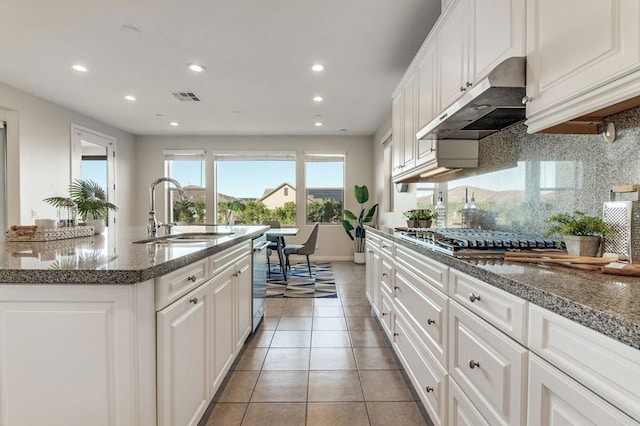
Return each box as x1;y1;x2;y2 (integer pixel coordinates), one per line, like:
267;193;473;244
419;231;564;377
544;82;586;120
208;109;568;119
267;262;337;298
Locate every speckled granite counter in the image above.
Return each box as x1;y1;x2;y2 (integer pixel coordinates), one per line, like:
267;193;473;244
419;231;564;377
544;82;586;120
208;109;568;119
368;227;640;351
0;225;268;284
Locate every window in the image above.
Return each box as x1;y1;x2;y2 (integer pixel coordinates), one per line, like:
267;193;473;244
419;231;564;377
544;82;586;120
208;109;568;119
164;149;206;224
305;153;345;224
214;152;297;225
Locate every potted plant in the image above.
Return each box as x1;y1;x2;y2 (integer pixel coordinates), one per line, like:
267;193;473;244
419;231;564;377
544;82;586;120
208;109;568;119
404;210;420;228
544;211;611;257
342;185;378;264
416;209;436;228
44;179;118;234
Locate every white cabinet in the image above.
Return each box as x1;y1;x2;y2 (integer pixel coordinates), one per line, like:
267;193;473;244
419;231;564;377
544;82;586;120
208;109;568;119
235;253;252;353
417;39;437;134
157;282;212;426
529;304;640;422
211;267;235;391
365;235;381;311
436;0;471;111
448;376;489;426
392;75;417;178
525;0;640;132
528;354;638;426
0;282;156;426
449;301;527;426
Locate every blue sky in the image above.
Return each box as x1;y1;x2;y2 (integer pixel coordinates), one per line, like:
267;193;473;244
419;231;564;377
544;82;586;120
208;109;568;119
81;160;108;190
170;160;344;199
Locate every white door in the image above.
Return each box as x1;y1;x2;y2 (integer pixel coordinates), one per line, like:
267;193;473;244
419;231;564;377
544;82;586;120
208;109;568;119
157;282;212;426
71;124;117;246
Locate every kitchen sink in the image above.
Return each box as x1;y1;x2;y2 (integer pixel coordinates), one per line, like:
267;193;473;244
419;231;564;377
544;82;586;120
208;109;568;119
131;232;235;244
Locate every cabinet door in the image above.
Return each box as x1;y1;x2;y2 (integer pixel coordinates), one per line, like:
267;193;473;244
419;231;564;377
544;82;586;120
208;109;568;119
449;377;490;426
526;0;640;118
365;238;379;306
470;0;525;84
417;39;436;132
449;302;527;426
528;354;638;425
235;254;252;353
211;269;235;392
391;91;404;176
402;74;417;171
437;0;470;111
157;282;212;426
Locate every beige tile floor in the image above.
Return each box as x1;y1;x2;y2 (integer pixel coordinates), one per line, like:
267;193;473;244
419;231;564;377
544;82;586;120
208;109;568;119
201;262;429;426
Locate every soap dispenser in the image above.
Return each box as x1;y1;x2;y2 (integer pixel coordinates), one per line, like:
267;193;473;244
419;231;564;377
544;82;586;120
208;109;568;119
435;192;447;228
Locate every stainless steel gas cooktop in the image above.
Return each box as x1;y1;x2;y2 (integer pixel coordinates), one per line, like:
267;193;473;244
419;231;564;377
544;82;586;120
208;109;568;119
398;228;561;256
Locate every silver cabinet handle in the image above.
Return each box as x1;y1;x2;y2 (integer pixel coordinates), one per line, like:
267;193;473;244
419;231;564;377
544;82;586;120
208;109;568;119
382;244;389;249
469;293;481;303
382;312;387;317
382;272;388;277
439;113;448;120
394;286;400;291
189;297;198;304
522;95;534;104
468;359;480;369
393;332;399;337
427;318;436;325
237;270;242;275
367;249;373;253
425;386;434;393
460;86;467;92
187;275;197;282
466;81;473;87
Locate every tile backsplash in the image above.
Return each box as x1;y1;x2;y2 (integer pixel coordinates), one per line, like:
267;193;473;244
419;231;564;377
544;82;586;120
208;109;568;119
437;106;640;235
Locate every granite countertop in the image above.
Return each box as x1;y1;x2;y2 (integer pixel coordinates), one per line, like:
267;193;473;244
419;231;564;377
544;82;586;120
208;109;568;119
368;227;640;351
0;225;268;285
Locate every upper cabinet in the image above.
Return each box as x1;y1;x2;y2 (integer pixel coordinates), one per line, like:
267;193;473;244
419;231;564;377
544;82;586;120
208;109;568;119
392;73;418;178
525;0;640;133
437;0;470;112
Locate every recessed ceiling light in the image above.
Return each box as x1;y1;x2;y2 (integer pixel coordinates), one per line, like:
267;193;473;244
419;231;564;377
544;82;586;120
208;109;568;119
188;63;206;72
124;95;136;101
339;129;348;133
169;122;179;126
72;64;88;72
315;122;323;127
311;64;324;72
313;96;324;102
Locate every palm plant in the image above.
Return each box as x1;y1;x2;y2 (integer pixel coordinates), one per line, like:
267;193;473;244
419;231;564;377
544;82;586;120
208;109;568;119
342;185;378;253
44;179;118;221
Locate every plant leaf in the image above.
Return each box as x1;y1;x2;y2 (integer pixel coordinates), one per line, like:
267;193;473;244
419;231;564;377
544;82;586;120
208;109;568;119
354;185;369;204
344;210;357;220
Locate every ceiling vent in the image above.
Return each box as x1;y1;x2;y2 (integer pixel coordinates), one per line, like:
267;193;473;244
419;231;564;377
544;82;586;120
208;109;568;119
171;92;201;102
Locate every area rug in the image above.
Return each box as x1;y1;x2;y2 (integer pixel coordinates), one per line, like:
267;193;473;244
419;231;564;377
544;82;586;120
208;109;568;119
267;262;337;298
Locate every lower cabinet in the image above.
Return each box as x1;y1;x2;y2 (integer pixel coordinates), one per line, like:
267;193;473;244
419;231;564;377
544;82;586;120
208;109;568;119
448;376;489;426
528;354;638;425
157;282;213;426
211;267;235;393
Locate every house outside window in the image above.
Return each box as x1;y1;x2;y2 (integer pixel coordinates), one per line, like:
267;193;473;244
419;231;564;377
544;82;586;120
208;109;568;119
214;152;297;225
305;153;345;224
163;149;207;224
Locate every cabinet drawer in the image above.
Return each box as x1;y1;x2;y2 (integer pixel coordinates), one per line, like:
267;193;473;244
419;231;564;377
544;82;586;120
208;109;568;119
156;258;209;311
449;301;527;426
448;377;489;426
394;312;448;426
529;304;640;422
379;236;394;257
210;241;251;275
395;267;448;369
448;269;527;343
396;244;448;294
380;253;394;295
528;353;638;426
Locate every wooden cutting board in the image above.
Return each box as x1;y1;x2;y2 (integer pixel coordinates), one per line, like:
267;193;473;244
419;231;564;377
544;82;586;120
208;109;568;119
504;252;640;277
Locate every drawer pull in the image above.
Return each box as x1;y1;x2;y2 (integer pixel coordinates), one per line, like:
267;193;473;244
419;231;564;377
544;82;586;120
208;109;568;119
382;272;388;277
237;269;242;275
427;318;436;325
382;245;389;249
469;293;481;303
393;332;399;337
466;81;473;88
394;286;400;291
382;312;387;317
367;249;373;253
187;275;197;282
468;359;480;369
439;112;448;120
425;386;434;393
189;297;198;304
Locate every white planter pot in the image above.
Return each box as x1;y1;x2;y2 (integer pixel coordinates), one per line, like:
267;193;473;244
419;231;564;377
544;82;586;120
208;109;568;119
86;218;106;235
564;235;601;257
354;252;366;264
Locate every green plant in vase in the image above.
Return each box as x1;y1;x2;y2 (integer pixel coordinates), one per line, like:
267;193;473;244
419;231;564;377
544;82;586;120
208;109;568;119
342;185;378;264
544;211;611;257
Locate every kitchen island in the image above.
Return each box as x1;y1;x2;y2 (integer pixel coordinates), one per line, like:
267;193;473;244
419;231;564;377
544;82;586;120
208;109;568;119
0;225;268;426
366;226;640;425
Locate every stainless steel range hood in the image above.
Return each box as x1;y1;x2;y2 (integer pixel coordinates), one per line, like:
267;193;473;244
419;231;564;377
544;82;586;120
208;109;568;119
416;57;526;141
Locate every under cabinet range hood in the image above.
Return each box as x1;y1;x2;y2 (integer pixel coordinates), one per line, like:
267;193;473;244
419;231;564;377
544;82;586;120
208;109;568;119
416;57;526;141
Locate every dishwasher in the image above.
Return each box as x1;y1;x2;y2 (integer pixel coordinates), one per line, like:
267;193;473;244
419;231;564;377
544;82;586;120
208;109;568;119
251;235;269;332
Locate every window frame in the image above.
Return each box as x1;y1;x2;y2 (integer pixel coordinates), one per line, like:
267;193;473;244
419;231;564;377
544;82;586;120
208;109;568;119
304;152;346;225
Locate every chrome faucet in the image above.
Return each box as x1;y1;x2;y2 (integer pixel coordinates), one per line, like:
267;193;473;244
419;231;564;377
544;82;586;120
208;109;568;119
147;177;189;237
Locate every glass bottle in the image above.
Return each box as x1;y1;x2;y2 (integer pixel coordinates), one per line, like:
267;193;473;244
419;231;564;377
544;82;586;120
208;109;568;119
435;191;447;228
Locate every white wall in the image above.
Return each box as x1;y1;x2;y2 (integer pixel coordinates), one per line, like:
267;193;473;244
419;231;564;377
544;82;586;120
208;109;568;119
134;135;374;261
0;82;136;238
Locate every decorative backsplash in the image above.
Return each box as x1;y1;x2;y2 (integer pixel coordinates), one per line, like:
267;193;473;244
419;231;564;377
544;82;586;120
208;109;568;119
437;106;640;235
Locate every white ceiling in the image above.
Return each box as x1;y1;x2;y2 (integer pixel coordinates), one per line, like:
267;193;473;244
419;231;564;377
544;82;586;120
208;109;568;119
0;0;440;136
